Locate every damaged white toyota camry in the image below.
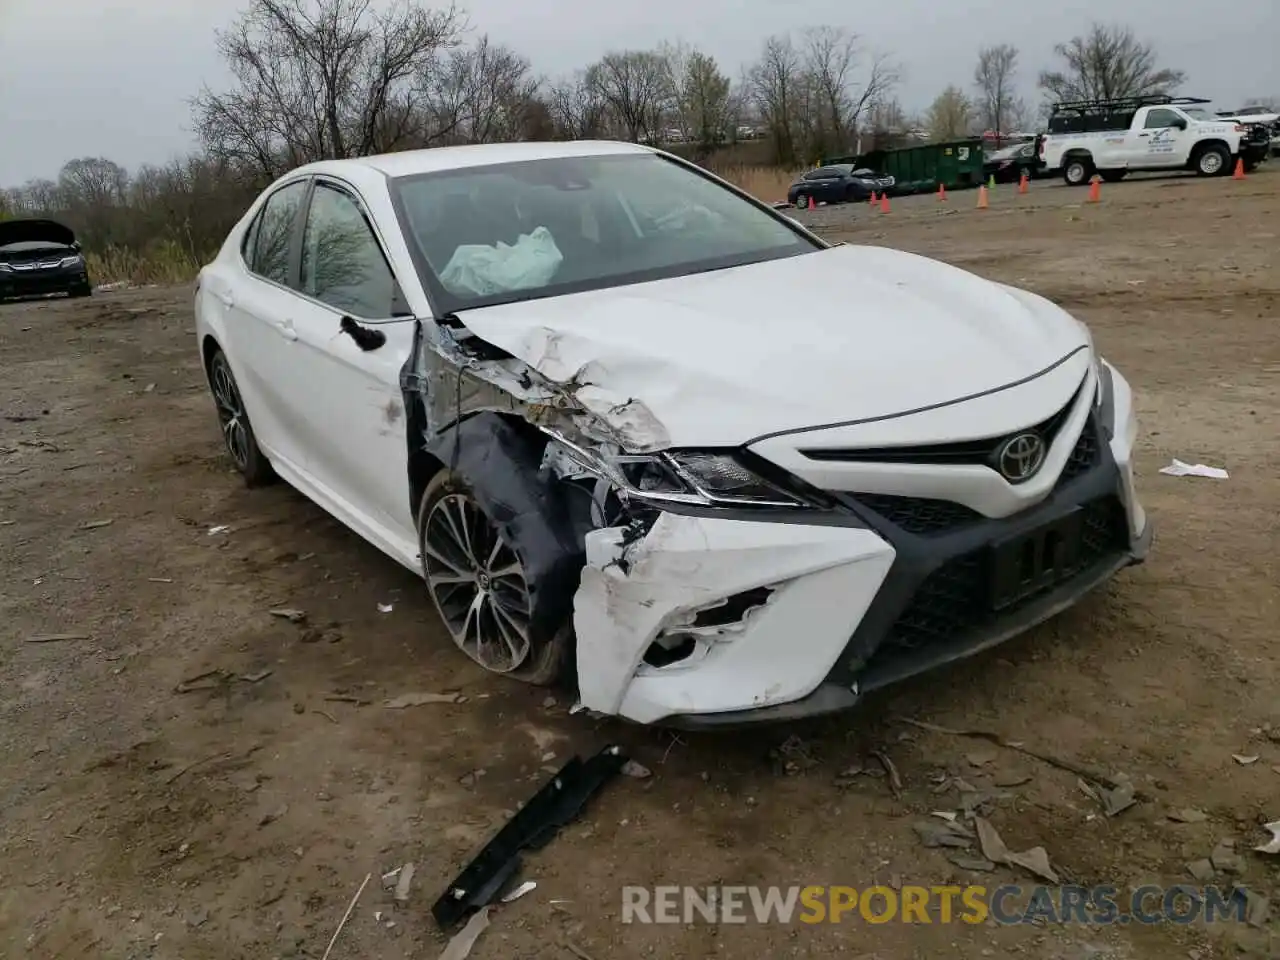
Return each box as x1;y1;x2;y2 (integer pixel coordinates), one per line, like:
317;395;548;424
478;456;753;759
194;140;1151;726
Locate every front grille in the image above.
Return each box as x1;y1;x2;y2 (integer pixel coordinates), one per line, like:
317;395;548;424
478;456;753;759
1060;418;1100;480
853;493;982;535
882;496;1128;652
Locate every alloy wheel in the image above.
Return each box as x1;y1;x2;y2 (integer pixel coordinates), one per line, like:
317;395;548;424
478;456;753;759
422;492;533;673
210;355;250;470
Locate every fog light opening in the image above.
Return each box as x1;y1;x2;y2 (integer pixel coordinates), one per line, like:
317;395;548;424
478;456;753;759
642;634;698;668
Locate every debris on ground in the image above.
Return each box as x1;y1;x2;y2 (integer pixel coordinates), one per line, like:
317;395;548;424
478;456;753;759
1210;839;1244;874
1240;888;1271;928
394;862;416;902
1098;778;1137;817
438;906;490;960
501;880;537;903
871;749;903;798
1186;859;1215;882
771;735;818;776
620;760;651;779
899;717;1148;800
207;525;230;536
1158;459;1228;479
974;816;1060;882
966;749;998;768
913;819;974;848
258;805;288;827
377;602;394;613
383;692;467;708
241;670;272;683
79;519;115;530
320;872;371;960
948;854;997;872
268;608;307;623
1168;808;1209;824
1253;821;1280;855
432;746;627;929
23;633;89;644
174;669;230;693
1232;754;1259;765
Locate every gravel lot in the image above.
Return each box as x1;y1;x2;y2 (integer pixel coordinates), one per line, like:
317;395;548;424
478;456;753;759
2;168;1278;960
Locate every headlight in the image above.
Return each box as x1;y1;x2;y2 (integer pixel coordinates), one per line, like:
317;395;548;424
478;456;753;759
59;255;83;268
544;431;812;509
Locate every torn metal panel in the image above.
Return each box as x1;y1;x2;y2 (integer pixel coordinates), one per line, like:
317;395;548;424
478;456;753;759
573;513;897;723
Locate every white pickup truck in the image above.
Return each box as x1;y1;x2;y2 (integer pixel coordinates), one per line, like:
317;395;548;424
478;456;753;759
1039;97;1272;186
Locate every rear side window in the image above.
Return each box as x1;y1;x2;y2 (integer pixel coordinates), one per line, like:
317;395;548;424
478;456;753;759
246;180;308;284
298;182;397;318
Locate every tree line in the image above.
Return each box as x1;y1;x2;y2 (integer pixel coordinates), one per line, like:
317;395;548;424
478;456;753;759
5;0;1254;275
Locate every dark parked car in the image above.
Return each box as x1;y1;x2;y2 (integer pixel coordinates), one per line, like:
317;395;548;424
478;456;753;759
788;164;895;208
0;219;92;301
982;142;1043;183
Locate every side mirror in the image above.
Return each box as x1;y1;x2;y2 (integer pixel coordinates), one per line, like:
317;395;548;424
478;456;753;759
1172;118;1187;130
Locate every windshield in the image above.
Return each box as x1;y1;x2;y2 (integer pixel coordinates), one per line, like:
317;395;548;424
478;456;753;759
1182;108;1210;120
389;153;819;312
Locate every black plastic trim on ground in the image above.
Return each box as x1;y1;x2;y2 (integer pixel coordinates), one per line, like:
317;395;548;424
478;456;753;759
431;745;628;929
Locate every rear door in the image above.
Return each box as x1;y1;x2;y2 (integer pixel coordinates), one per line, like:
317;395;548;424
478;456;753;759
223;178;312;471
285;177;418;546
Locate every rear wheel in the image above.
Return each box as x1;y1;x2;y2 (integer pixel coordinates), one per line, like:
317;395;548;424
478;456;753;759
1063;158;1092;186
208;349;275;487
1194;144;1229;176
793;192;808;209
417;471;571;686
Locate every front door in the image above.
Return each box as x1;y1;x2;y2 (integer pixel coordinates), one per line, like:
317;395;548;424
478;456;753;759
285;178;419;552
1125;107;1189;169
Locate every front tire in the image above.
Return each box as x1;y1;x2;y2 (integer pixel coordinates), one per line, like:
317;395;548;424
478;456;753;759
1194;144;1230;177
417;471;571;686
1063;158;1092;186
208;349;275;487
793;192;808;209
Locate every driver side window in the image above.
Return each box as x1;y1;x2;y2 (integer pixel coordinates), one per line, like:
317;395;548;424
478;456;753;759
299;182;398;318
1144;109;1182;129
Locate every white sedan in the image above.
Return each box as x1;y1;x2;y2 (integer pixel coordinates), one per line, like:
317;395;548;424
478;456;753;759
194;140;1151;727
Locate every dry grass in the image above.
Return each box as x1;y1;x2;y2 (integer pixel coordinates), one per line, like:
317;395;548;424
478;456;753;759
709;164;798;203
86;240;205;287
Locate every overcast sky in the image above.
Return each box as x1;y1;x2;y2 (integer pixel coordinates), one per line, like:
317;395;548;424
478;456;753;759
0;0;1275;186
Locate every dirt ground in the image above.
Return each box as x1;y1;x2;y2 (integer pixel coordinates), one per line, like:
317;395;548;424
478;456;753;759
2;169;1278;960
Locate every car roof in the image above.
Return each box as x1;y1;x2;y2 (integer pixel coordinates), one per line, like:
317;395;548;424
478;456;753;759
293;140;657;180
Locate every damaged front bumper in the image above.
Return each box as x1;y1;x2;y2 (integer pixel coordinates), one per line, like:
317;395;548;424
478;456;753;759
573;363;1150;728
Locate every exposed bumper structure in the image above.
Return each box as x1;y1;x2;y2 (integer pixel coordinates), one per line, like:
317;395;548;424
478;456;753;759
573;361;1150;727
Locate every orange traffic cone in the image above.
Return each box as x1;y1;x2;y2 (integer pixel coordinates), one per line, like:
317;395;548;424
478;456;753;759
937;183;947;201
869;190;877;205
976;185;989;209
1018;172;1029;194
808;194;816;210
879;194;890;213
1087;176;1101;203
1233;157;1246;180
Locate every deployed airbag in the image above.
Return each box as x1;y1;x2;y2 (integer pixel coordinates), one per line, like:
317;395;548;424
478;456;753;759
440;226;563;296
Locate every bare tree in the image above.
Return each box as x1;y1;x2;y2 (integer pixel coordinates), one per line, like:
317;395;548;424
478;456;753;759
746;35;804;166
192;0;464;179
801;27;899;157
659;43;732;153
926;86;974;140
422;35;540;144
586;51;669;142
1038;23;1185;104
974;44;1021;141
546;71;610;139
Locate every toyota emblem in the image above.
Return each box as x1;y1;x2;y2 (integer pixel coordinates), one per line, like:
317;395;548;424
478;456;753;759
996;432;1045;483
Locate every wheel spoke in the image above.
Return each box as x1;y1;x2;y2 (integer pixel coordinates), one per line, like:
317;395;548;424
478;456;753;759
422;492;533;675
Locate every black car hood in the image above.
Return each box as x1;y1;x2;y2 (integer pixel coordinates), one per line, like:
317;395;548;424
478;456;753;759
0;219;77;249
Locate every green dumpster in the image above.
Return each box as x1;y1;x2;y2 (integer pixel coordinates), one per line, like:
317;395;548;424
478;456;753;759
824;138;986;194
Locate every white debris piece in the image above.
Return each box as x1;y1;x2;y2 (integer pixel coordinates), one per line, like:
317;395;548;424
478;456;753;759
1159;459;1228;479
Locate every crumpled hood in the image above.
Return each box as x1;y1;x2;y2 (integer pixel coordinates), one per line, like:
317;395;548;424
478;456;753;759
455;244;1091;450
0;218;77;250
